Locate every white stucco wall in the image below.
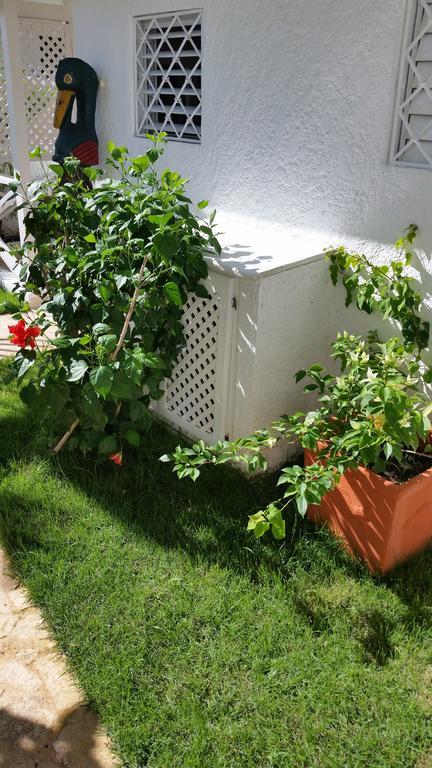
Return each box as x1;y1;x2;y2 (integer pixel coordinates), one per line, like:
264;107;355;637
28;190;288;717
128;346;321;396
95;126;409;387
64;0;432;456
66;0;432;260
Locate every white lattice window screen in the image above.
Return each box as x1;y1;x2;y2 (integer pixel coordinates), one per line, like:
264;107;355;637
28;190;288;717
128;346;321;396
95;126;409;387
391;0;432;167
135;11;202;143
0;29;11;162
164;292;219;437
19;18;71;157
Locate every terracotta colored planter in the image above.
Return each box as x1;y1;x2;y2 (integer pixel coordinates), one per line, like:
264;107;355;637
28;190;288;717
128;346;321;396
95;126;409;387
304;448;432;573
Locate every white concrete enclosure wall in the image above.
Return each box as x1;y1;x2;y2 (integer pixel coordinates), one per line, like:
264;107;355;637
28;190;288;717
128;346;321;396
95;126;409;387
65;0;432;452
67;0;432;253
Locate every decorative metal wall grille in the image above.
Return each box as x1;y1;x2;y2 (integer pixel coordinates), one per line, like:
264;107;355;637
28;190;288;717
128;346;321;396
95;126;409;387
164;292;219;437
19;18;71;157
0;30;11;162
391;0;432;167
134;11;202;143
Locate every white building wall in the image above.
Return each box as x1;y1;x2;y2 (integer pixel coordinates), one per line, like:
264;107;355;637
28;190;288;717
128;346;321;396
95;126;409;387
65;0;432;455
65;0;432;256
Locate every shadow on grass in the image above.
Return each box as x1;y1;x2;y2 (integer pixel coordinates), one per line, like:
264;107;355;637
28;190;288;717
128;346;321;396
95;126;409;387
0;400;431;637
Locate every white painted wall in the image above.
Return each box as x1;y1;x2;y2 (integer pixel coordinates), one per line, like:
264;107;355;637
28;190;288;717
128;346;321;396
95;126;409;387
66;0;432;258
65;0;432;455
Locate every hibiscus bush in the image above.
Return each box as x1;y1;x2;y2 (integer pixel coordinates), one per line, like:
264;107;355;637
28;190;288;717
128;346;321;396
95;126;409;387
6;135;220;460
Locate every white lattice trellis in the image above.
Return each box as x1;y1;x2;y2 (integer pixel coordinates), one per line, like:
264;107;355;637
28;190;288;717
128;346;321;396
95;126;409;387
134;11;202;143
19;17;72;157
0;28;11;162
0;16;71;163
155;271;236;443
391;0;432;168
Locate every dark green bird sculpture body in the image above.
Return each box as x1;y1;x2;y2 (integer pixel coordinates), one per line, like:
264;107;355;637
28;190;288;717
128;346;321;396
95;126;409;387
53;57;99;166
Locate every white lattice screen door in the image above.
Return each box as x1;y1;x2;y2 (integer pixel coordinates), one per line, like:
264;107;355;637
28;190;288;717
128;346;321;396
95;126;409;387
154;271;236;443
0;10;72;165
19;16;72;159
0;2;71;274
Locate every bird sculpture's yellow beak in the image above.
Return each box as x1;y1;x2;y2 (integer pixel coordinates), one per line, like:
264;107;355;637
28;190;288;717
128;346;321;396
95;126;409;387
53;90;75;129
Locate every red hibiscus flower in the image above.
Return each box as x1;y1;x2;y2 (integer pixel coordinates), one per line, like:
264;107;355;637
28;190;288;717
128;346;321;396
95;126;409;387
109;451;123;466
8;319;41;349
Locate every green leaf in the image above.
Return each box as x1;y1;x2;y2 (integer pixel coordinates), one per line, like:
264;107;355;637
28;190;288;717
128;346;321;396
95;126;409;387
79;382;107;430
296;495;308;517
51;336;74;349
97;334;117;353
48;163;64;178
16;353;35;379
153;232;178;258
90;365;114;398
111;370;140;400
163;281;183;306
93;323;112;337
194;283;210;299
19;382;37;405
148;212;173;227
247;512;270;538
197;200;209;209
68;359;89;382
124;429;141;446
98;435;118;455
84;233;97;243
267;504;286;540
142;353;166;370
130;400;150;425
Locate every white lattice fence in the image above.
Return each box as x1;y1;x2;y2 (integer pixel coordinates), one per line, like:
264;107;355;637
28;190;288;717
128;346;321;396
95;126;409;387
0;16;71;163
20;17;72;157
154;270;236;443
0;28;11;162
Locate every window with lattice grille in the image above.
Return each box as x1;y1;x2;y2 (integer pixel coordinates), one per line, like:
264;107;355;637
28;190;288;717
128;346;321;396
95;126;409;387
391;0;432;168
134;11;202;143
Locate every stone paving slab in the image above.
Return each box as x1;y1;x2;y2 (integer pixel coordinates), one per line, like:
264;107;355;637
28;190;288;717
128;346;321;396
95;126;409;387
0;549;119;767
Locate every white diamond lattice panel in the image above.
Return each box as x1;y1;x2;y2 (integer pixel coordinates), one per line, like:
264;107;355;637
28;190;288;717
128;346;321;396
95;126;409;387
135;11;201;143
391;0;432;167
164;293;219;437
19;18;71;156
0;30;11;162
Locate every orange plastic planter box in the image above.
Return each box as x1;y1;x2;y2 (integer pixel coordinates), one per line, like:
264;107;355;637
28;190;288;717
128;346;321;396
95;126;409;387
304;448;432;573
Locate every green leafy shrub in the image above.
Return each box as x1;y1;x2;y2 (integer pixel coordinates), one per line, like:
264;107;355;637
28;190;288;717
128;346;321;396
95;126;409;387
6;135;220;458
165;227;432;539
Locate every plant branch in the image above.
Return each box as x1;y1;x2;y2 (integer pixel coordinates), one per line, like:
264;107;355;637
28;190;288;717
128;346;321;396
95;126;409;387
52;254;149;455
52;418;79;454
110;255;149;362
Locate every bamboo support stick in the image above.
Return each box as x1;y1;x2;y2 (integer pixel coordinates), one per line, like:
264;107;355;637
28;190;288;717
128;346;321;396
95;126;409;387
52;255;149;454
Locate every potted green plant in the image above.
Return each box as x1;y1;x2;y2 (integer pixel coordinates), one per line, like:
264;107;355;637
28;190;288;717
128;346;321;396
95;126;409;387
164;226;432;573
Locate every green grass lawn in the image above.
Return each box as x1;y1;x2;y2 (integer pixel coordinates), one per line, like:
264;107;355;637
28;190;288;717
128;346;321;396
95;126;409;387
0;370;431;768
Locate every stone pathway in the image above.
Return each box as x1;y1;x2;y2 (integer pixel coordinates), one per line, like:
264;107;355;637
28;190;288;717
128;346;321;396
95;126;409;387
0;549;119;767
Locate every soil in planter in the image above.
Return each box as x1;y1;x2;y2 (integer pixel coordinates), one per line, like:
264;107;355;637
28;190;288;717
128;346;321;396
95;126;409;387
382;451;432;484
